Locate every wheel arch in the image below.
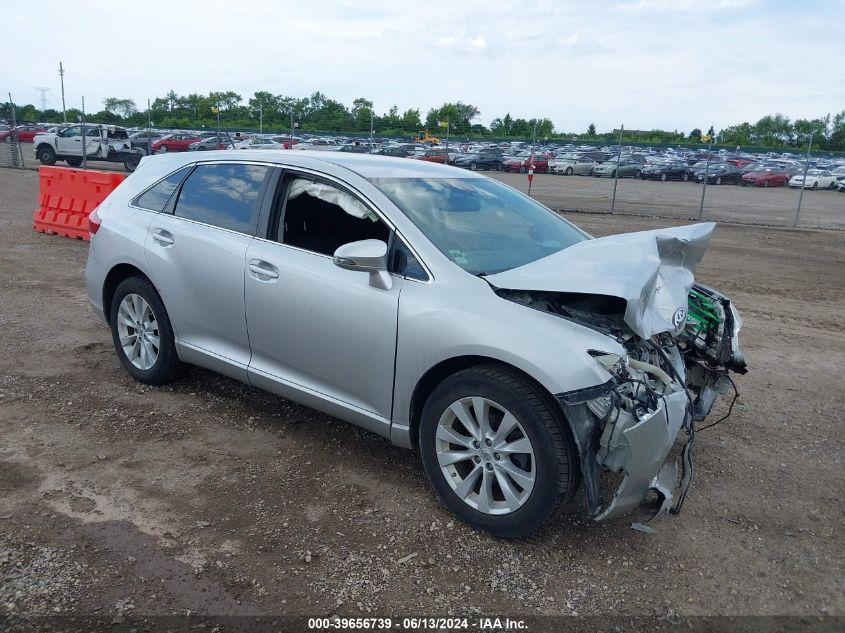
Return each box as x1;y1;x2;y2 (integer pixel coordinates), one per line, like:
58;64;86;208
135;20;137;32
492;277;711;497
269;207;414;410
102;263;154;325
406;355;566;451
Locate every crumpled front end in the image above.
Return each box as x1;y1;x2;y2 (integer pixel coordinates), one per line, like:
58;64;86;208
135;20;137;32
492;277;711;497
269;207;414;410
552;284;747;521
557;349;691;520
489;223;748;521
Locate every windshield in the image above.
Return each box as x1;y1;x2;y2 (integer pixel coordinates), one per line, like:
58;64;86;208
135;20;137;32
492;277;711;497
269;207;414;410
369;177;588;275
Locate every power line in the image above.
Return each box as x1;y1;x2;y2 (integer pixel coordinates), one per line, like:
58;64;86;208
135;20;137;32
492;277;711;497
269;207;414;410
34;86;50;111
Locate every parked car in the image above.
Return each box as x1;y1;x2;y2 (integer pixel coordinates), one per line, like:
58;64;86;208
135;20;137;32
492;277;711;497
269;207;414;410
415;148;452;164
788;169;838;190
188;135;235;151
592;158;641;178
502;154;549;174
33;124;145;171
741;168;790;188
374;146;414;158
152;133;202;153
235;138;284;150
639;161;690;182
694;163;743;185
453;148;505;171
549;157;596;175
129;131;167;153
0;124;48;142
85;151;746;538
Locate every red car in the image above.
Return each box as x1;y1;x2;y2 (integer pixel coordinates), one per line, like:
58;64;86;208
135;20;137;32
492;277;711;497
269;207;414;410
152;133;202;153
502;155;550;174
741;169;790;188
414;148;451;164
0;124;48;142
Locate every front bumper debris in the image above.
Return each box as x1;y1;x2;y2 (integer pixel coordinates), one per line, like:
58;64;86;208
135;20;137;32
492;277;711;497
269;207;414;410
594;390;687;520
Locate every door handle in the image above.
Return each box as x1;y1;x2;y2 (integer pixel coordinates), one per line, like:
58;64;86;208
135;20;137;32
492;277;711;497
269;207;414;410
248;260;279;280
152;228;174;246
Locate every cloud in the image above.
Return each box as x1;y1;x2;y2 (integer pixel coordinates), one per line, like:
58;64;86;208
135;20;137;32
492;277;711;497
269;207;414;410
614;0;758;12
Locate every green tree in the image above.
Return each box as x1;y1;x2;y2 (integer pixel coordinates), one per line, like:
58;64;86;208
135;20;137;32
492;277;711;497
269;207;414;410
718;122;753;147
425;102;480;134
351;97;374;132
587;123;596;137
103;98;137;118
400;108;422;131
688;127;702;141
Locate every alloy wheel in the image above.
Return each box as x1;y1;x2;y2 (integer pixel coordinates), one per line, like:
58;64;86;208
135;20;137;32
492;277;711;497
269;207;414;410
116;293;160;371
435;396;536;515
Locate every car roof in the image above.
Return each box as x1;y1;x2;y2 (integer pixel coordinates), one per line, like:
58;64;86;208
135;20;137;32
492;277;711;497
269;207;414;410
139;149;477;179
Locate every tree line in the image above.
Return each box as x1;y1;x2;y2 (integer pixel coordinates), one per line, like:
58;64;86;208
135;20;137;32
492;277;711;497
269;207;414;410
2;90;844;150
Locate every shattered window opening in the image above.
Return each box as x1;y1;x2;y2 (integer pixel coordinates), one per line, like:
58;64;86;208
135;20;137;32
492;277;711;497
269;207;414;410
279;177;389;257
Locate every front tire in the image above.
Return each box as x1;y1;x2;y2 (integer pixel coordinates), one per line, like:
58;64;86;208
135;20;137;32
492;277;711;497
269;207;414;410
419;365;578;539
565;167;573;175
38;145;57;166
109;276;185;385
469;162;477;171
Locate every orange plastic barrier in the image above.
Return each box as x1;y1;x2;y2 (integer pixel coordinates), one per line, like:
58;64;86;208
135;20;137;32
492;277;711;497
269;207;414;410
32;166;125;240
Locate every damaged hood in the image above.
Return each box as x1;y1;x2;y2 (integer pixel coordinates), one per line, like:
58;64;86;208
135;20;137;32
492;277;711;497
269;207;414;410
486;223;715;339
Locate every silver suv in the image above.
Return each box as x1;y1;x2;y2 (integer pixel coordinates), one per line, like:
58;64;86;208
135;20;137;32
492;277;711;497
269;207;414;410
86;151;746;537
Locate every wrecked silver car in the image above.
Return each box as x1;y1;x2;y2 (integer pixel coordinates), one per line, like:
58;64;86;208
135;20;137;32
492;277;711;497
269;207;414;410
87;154;746;538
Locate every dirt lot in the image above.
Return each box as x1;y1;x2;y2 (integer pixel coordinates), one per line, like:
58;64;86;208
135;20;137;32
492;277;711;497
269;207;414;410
1;166;843;628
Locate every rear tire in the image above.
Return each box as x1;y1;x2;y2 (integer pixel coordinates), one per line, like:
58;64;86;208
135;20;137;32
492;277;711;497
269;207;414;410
65;157;82;167
812;182;818;190
419;365;579;539
660;173;667;182
763;180;769;188
124;152;141;172
109;276;185;385
469;162;477;171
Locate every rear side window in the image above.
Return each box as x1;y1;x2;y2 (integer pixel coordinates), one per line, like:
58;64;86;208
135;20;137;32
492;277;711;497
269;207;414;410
134;166;192;212
174;163;270;233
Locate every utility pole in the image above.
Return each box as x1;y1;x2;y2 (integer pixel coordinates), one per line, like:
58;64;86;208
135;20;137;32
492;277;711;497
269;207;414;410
58;62;67;123
81;96;87;170
34;87;50;112
369;109;374;145
290;110;294;145
259;104;263;135
698;125;715;220
147;98;152;156
793;133;813;228
610;124;624;214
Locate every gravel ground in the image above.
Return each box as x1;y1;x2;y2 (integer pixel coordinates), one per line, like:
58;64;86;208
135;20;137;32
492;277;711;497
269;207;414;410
0;166;843;630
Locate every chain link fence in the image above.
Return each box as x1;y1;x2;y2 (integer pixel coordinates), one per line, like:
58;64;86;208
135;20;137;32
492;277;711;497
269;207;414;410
3;92;843;229
479;134;844;230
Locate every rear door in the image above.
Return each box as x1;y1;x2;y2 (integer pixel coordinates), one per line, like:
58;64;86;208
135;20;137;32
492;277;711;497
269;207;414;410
143;161;273;381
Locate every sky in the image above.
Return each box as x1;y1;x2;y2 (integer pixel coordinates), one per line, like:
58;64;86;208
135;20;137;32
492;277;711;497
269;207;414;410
3;0;844;134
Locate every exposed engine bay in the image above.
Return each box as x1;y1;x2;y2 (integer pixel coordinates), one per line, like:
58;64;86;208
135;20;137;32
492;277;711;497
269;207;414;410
496;282;747;521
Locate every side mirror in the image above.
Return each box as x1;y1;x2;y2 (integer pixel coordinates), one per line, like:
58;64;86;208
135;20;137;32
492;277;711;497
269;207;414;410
333;239;391;290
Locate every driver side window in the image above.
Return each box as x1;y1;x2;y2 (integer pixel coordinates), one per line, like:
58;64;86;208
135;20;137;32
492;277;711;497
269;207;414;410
60;126;81;138
275;176;389;257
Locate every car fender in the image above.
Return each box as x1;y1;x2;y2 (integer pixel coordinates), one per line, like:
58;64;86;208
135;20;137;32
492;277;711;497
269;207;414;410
390;276;622;447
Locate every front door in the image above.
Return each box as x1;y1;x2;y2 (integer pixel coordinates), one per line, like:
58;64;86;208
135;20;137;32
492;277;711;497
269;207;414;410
244;174;402;420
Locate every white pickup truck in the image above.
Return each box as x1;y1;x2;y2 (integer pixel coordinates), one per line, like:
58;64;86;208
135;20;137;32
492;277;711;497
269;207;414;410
33;124;144;172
